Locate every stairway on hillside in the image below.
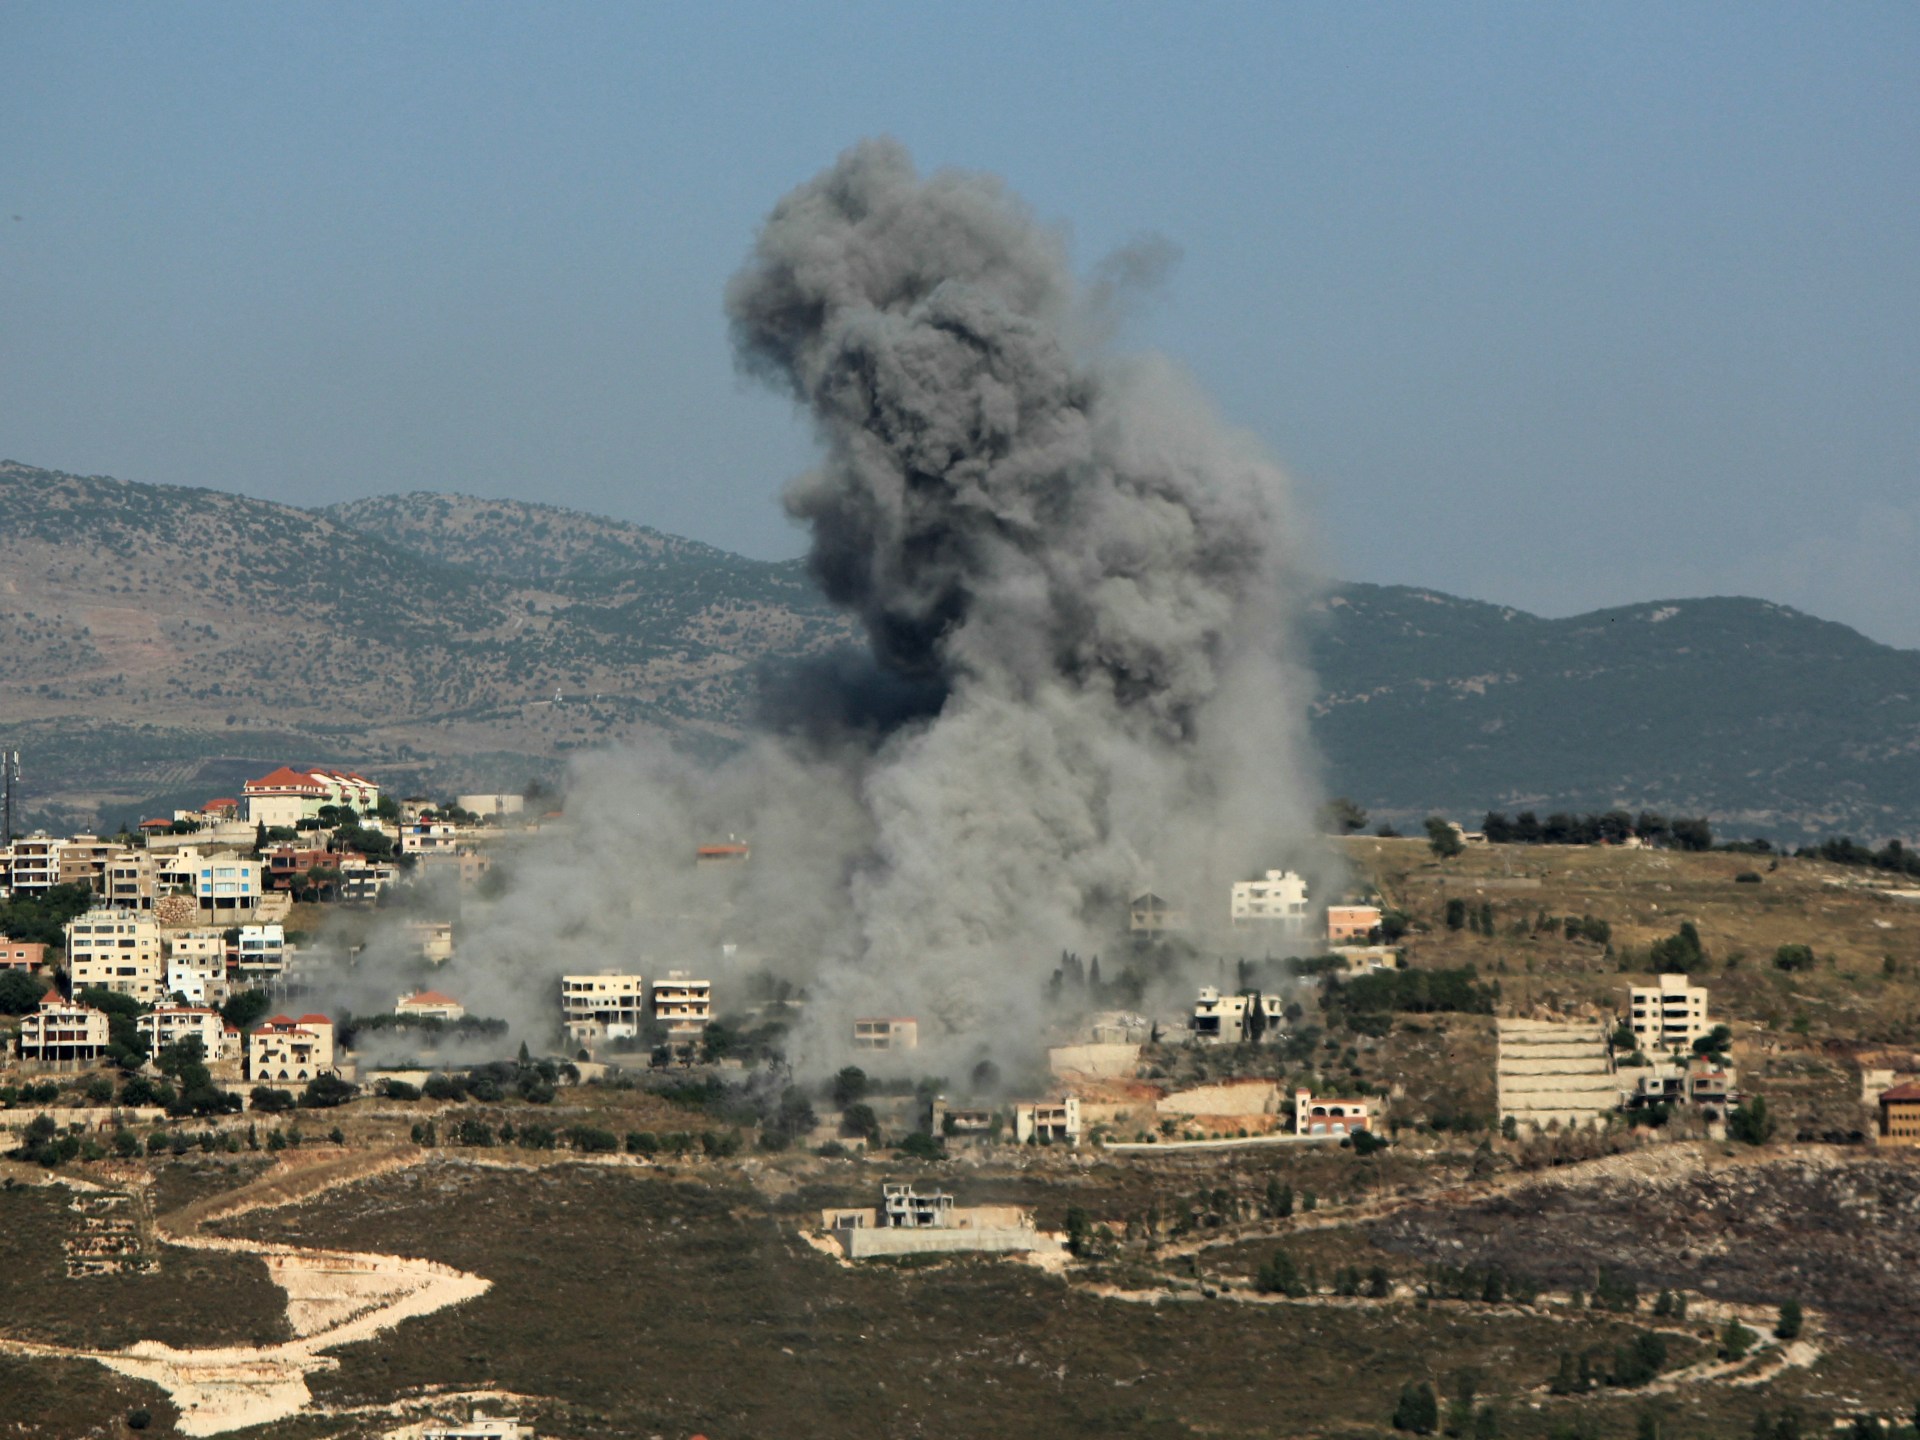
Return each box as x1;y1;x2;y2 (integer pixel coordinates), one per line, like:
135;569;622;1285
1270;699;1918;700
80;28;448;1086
1496;1018;1618;1133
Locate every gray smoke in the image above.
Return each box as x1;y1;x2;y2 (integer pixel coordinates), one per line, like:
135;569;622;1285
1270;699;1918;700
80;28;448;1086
309;140;1328;1080
722;139;1325;1054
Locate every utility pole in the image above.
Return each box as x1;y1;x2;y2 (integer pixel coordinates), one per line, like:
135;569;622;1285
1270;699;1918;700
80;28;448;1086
1;748;18;848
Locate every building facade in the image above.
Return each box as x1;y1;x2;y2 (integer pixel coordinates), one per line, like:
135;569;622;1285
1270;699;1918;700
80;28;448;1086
1014;1096;1082;1145
1294;1088;1372;1136
65;910;166;1003
247;1015;335;1082
137;1005;229;1061
16;991;109;1066
1229;869;1311;935
650;971;712;1042
1628;974;1712;1052
1327;905;1383;944
560;972;646;1044
853;1017;919;1052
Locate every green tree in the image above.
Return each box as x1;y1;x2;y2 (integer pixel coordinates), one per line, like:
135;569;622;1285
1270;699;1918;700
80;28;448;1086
0;970;45;1015
830;1066;870;1109
1774;1298;1802;1340
1720;1317;1756;1361
1729;1096;1774;1146
1426;817;1464;859
841;1102;880;1141
1648;922;1707;974
1772;944;1816;972
1392;1380;1440;1433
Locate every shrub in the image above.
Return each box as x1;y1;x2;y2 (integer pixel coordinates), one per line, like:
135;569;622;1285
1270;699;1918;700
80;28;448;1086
250;1087;295;1114
565;1124;619;1154
896;1131;943;1160
1775;1298;1802;1340
380;1079;421;1101
1772;944;1816;972
624;1131;659;1156
1735;871;1762;884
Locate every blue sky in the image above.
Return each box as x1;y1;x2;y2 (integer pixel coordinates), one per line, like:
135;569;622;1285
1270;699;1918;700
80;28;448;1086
4;4;1917;644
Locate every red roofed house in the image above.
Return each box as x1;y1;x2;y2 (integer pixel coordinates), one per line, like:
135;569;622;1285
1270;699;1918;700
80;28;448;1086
1295;1088;1372;1137
243;766;381;829
247;1014;336;1083
1880;1081;1920;1148
202;798;240;819
16;990;110;1067
397;990;466;1022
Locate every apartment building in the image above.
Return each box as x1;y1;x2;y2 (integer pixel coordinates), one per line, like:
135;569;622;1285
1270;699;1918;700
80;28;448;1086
16;991;109;1066
104;850;160;910
650;971;712;1042
853;1017;919;1052
1629;974;1712;1052
1229;869;1311;935
188;857;263;916
65;910;165;1003
1127;891;1186;936
403;920;455;965
247;1015;335;1082
560;973;646;1044
56;836;115;889
1294;1088;1372;1136
2;835;63;895
137;1005;229;1062
456;793;525;818
399;819;462;855
165;955;228;1007
235;924;287;980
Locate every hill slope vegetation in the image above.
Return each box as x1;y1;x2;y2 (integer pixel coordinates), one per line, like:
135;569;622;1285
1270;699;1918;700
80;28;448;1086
1;461;1915;840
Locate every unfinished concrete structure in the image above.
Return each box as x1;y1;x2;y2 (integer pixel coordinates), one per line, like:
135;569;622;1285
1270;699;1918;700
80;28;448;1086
853;1016;918;1052
559;972;645;1045
1497;1018;1618;1133
821;1184;1057;1260
1013;1096;1081;1145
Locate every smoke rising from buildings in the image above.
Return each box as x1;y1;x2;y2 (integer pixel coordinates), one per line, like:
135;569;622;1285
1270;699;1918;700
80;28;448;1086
335;139;1328;1077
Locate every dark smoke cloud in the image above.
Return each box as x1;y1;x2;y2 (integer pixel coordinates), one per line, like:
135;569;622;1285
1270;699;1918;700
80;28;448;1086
318;139;1327;1078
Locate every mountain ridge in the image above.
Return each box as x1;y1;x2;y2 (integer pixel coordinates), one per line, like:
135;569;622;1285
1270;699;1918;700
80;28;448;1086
2;459;1916;841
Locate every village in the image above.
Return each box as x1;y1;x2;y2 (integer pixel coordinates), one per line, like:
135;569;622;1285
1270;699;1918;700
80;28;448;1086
4;769;1916;1199
7;767;1920;1437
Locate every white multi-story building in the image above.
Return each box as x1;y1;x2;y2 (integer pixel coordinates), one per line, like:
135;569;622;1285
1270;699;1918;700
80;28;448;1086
560;973;646;1044
650;971;712;1042
1014;1096;1082;1145
166;955;228;1007
65;910;165;1003
247;1014;335;1082
853;1017;919;1052
236;924;287;979
400;819;463;855
16;990;109;1066
1628;974;1712;1053
1189;987;1286;1044
2;834;64;895
1229;869;1311;935
189;857;263;915
456;794;525;818
881;1183;953;1229
137;1005;230;1061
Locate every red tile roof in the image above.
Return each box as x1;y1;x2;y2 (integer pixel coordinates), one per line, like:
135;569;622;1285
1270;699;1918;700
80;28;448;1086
139;818;173;829
246;766;327;793
402;990;460;1006
1881;1081;1920;1103
297;1013;332;1026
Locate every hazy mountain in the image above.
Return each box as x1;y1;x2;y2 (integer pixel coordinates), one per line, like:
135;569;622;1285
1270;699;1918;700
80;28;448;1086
2;460;1915;841
1312;585;1920;840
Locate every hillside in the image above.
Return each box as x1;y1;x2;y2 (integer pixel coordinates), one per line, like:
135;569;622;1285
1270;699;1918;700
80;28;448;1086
2;460;1917;840
0;462;850;823
1313;584;1920;839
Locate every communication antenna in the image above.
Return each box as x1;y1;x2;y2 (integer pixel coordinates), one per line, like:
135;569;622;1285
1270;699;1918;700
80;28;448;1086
1;748;18;847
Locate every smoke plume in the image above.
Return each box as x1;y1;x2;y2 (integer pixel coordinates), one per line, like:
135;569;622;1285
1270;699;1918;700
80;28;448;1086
324;140;1327;1079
